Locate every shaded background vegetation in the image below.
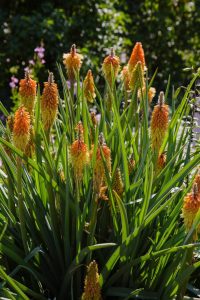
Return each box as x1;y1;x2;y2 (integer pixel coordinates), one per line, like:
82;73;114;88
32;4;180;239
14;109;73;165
0;0;200;109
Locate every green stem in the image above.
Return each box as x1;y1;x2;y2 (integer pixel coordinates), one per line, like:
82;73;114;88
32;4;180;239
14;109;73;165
17;158;28;254
75;179;81;254
45;129;64;272
124;90;128;109
8;175;15;220
87;193;98;251
176;247;193;300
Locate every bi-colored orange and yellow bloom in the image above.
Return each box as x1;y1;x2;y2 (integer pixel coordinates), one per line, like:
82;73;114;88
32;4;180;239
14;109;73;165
41;72;58;131
19;72;37;115
93;144;111;191
91;134;111;197
182;184;200;240
151;91;169;151
121;66;130;91
83;70;96;103
102;48;120;85
82;261;102;300
63;44;83;82
128;42;146;74
70;122;89;180
129;61;145;91
12;106;30;152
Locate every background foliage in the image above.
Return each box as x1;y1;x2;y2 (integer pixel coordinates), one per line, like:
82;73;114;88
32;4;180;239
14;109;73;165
1;0;200;109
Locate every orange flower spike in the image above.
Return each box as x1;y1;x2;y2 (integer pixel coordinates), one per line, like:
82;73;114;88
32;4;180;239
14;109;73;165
82;260;102;300
83;70;96;103
13;106;30;152
151;91;169;151
41;72;58;132
121;66;130;91
129;61;145;91
70;122;89;180
19;71;37;115
182;184;200;240
93;133;111;194
63;44;83;82
102;48;120;86
128;42;146;74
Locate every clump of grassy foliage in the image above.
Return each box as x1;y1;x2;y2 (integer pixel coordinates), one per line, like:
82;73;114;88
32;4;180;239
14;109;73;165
0;43;200;300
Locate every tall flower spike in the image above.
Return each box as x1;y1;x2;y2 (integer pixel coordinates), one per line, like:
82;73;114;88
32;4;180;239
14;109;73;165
121;66;130;91
102;48;120;86
182;183;200;241
150;91;169;151
82;261;102;300
113;168;124;197
19;71;37;115
129;61;145;91
128;42;146;74
12;106;30;152
41;72;58;132
70;122;89;180
63;44;83;82
83;70;96;103
93;133;111;196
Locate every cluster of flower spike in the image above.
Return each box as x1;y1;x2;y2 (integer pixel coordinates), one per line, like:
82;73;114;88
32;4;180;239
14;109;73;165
70;127;112;200
62;43;156;105
182;171;200;241
11;71;58;155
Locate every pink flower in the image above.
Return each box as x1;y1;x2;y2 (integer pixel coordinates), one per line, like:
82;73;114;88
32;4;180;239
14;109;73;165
38;52;44;59
29;59;35;65
9;75;19;89
34;46;45;53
